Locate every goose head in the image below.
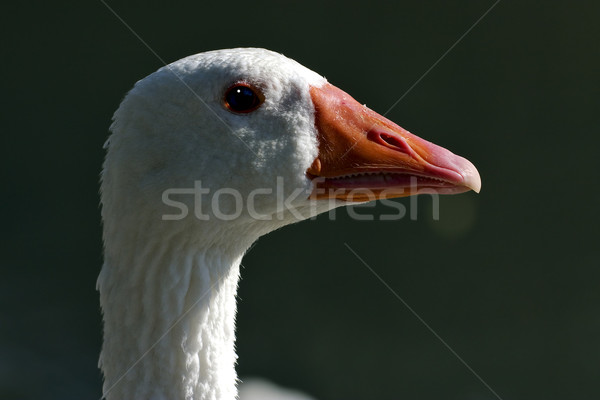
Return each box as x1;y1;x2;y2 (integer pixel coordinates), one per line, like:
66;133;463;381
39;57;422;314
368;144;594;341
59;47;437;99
99;47;481;400
103;48;480;245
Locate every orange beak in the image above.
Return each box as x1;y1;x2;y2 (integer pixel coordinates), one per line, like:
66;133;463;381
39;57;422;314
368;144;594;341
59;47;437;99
307;83;481;202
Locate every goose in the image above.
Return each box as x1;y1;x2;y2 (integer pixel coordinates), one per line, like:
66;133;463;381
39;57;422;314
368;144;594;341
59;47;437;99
98;47;481;400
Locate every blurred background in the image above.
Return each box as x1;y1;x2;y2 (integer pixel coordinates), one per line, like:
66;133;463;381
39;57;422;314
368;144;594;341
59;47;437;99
2;1;599;399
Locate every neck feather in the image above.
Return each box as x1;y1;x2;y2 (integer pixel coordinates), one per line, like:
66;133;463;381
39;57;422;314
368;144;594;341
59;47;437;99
98;227;247;400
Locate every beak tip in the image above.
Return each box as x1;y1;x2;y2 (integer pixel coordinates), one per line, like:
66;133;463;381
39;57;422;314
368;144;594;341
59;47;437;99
462;163;482;193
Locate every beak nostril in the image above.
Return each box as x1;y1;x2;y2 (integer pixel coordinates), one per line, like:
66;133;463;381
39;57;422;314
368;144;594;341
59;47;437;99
367;130;411;155
380;133;403;148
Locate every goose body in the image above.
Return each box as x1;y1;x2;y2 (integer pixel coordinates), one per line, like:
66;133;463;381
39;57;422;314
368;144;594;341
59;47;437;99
99;48;480;400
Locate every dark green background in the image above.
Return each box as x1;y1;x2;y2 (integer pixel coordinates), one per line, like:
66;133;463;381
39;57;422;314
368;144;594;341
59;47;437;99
2;1;599;399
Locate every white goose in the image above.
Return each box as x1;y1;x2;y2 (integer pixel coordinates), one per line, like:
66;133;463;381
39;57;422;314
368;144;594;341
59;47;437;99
98;48;481;400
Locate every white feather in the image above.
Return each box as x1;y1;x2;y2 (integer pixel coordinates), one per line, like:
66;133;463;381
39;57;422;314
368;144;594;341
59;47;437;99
99;48;333;400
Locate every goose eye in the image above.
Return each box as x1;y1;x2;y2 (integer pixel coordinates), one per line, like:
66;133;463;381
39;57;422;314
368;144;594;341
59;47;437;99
224;83;263;113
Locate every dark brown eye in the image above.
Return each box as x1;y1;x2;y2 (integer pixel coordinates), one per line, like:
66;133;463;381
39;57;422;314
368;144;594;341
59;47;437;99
224;83;263;113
